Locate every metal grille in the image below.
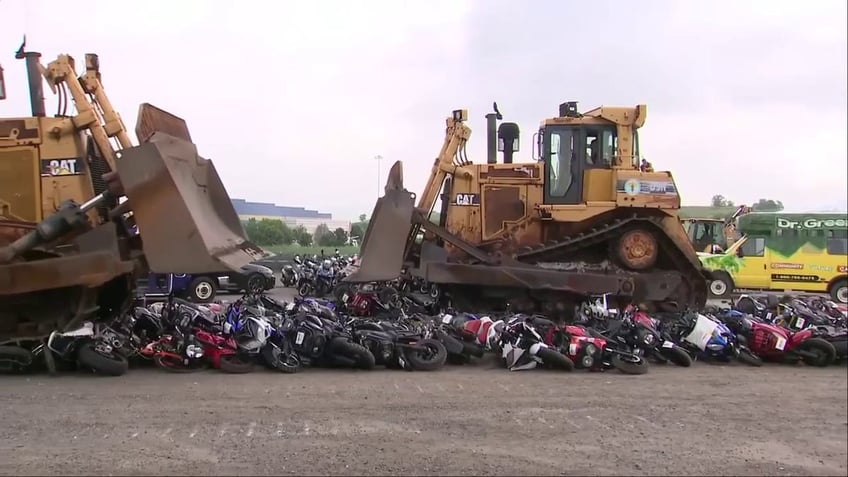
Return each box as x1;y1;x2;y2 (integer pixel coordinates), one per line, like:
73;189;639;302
85;136;116;219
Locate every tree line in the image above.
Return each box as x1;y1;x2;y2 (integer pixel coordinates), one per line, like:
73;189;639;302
243;218;351;248
710;195;784;212
244;212;376;249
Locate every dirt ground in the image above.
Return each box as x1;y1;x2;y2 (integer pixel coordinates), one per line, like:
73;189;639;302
0;287;846;476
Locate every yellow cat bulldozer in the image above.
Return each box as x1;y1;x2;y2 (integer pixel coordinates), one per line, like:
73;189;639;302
0;43;262;341
347;101;709;314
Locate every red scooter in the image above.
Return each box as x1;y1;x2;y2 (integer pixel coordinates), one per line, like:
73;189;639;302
721;312;836;366
338;284;398;317
544;324;649;374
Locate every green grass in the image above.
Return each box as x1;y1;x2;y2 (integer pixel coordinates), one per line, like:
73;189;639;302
263;244;360;260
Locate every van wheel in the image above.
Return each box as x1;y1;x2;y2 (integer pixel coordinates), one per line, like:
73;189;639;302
829;279;848;304
189;277;217;303
708;271;734;298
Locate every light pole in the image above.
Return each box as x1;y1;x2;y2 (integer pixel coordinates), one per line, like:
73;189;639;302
374;154;383;199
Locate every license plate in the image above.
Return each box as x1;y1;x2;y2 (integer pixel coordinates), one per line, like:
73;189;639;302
441;315;453;324
341;293;349;302
295;331;305;345
774;336;786;351
795;317;805;328
662;340;674;349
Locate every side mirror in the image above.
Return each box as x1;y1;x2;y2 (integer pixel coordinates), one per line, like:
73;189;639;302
0;64;6;100
532;132;541;160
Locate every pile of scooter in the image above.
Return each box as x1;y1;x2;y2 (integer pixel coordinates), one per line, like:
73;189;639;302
0;285;844;377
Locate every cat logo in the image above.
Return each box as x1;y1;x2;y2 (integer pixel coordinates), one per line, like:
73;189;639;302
623;179;640;196
41;158;85;177
454;193;480;206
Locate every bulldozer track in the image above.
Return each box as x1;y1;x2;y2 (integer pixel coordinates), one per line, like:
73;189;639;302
514;213;707;308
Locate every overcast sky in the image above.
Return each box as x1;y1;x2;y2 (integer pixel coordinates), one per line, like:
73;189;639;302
1;0;846;220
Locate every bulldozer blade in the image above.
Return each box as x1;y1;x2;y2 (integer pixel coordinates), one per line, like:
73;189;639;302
345;161;415;283
113;132;264;273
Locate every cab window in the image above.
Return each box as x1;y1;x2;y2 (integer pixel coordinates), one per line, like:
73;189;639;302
547;130;574;197
584;128;616;167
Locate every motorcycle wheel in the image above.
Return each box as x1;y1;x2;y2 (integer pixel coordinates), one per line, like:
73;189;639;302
447;353;471;365
298;283;312;297
462;341;485;359
660;345;693;367
537;347;574;371
404;339;448;371
736;347;763;367
78;343;129;376
611;354;649;375
218;354;256;374
0;345;34;374
329;338;375;370
153;355;206;373
797;338;837;367
261;345;301;374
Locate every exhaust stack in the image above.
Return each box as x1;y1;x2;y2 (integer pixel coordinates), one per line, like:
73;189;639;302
15;48;45;117
497;122;520;164
486;102;503;164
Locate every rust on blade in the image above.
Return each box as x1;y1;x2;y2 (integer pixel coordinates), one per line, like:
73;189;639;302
135;103;192;144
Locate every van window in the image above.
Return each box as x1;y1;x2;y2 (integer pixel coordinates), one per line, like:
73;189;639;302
827;237;847;255
741;237;766;257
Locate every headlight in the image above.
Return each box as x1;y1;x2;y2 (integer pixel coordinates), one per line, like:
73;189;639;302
185;344;204;359
584;343;597;356
637;329;655;346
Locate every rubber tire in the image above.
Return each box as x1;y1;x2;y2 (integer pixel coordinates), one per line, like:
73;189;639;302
404;339;448;371
330;338;376;370
462;341;485;359
537;347;575;371
77;343;129;376
797;338;837;367
612;354;649;375
660;345;693;367
830;338;847;361
219;354;256;374
736;347;763;367
189;276;217;303
333;283;354;302
447;354;471;365
0;345;34;374
261;345;301;374
246;273;266;294
708;271;734;299
298;282;312;297
829;279;848;304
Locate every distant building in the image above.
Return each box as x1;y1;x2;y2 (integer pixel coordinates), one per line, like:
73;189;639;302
232;199;350;235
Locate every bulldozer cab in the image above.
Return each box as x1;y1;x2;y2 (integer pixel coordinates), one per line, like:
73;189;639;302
540;119;629;205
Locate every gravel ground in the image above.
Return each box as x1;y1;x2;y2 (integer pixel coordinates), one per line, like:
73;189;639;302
0;286;845;476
